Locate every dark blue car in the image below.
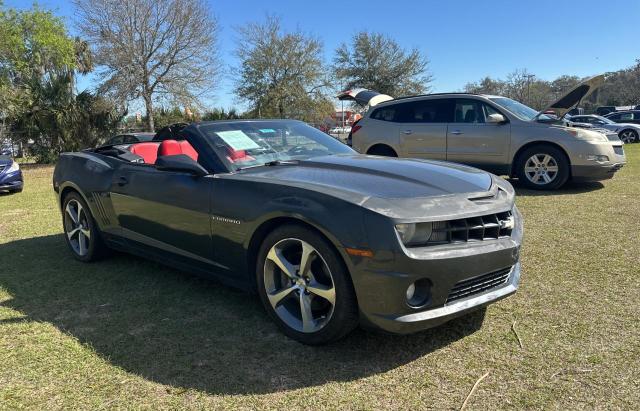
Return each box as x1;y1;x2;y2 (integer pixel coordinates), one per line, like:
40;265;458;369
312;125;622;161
0;155;23;193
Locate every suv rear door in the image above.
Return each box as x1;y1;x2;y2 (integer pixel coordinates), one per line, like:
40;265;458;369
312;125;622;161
446;98;510;174
394;98;453;160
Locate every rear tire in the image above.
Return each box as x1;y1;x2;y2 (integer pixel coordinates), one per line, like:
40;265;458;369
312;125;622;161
256;224;359;345
618;129;638;144
367;145;397;157
515;145;570;190
61;192;109;262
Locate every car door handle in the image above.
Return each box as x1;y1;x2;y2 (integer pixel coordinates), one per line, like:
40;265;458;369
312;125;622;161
402;130;413;135
450;130;463;135
117;176;129;186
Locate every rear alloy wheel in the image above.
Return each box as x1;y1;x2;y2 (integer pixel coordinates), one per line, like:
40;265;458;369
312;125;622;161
619;129;638;144
62;192;108;262
516;145;569;190
257;225;358;345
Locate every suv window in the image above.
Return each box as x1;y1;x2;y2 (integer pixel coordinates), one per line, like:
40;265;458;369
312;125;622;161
370;105;397;121
454;99;486;123
620;112;634;120
395;99;453;123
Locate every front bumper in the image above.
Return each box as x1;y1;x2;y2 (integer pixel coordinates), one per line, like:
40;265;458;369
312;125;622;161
571;143;626;182
0;170;23;192
351;207;523;334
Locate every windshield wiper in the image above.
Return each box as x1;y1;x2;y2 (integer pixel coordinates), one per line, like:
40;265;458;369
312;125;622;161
236;159;299;171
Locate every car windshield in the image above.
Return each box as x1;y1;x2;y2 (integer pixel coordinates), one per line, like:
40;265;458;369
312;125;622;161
489;97;552;121
198;121;354;171
592;115;615;124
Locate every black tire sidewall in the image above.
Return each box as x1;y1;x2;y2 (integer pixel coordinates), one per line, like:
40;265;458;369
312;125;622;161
62;192;105;262
368;145;397;157
516;145;569;190
256;224;359;345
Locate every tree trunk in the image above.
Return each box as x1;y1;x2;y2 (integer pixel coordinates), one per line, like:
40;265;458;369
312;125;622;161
143;93;155;132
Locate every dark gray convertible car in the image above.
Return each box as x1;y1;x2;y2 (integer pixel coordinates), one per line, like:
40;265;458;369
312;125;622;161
53;120;523;344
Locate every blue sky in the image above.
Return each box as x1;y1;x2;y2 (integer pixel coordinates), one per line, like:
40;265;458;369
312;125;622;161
6;0;640;112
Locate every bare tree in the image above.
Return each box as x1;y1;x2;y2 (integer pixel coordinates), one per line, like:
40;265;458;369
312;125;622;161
234;15;332;121
333;32;432;97
75;0;220;131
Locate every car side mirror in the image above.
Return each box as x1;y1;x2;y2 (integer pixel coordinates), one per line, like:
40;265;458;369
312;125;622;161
486;113;507;124
155;154;208;177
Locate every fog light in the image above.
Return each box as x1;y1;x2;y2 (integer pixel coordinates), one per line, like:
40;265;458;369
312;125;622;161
587;155;609;162
406;279;431;307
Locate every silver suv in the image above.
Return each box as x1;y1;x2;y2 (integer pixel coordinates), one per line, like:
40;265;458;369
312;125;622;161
341;75;626;190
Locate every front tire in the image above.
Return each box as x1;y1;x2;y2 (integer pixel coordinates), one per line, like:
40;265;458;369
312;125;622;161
62;192;109;262
256;224;359;345
619;129;638;144
515;145;570;190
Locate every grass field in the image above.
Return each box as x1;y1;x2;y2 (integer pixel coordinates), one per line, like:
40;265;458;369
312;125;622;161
1;147;639;409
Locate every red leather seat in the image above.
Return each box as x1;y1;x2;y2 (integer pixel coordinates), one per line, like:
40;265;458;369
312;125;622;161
179;140;198;161
130;142;160;164
158;139;182;157
157;139;199;161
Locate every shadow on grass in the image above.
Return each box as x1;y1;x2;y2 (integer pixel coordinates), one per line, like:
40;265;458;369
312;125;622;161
0;234;486;395
509;179;605;197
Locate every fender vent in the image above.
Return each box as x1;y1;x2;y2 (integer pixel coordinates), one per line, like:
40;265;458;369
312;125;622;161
91;192;111;226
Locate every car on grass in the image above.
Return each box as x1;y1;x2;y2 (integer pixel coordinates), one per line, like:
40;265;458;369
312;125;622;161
0;156;23;194
53;119;523;345
341;75;626;190
568;114;640;143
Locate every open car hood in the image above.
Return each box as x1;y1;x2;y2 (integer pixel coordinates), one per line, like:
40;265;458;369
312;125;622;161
536;75;604;120
337;88;394;107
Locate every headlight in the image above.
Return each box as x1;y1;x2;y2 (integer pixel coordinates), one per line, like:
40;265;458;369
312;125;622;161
563;128;608;143
6;161;19;173
395;222;433;247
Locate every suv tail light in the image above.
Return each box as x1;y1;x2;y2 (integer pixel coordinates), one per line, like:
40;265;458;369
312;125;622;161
351;124;362;134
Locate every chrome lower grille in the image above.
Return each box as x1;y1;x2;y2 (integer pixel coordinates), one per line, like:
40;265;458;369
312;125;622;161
446;266;512;304
426;211;514;246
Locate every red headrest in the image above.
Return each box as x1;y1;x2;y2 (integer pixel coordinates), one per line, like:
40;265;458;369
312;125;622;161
130;142;160;164
158;139;182;157
180;140;198;161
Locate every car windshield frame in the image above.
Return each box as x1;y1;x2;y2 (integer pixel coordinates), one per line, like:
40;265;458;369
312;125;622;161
197;120;355;172
489;97;552;121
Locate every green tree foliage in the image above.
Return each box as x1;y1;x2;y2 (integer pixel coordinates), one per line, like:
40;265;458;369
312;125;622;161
0;3;122;162
234;15;334;123
333;32;432;97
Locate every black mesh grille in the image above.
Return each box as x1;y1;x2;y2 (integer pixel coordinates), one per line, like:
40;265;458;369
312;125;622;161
446;266;512;304
418;211;514;246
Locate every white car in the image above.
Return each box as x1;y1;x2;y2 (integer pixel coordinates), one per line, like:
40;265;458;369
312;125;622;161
568;114;640;143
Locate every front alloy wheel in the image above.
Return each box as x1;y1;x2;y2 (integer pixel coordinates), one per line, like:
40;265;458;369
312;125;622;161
619;129;638;144
516;145;569;190
524;154;559;186
257;225;358;345
264;238;336;333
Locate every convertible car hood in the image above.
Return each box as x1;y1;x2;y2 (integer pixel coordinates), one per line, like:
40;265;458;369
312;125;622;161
229;155;512;220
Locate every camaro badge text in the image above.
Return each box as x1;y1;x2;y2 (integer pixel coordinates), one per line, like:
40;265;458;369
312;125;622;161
212;215;241;225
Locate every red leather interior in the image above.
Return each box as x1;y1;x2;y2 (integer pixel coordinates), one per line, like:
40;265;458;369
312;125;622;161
130;142;160;164
158;140;182;157
129;139;198;164
180;140;199;161
157;139;199;161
